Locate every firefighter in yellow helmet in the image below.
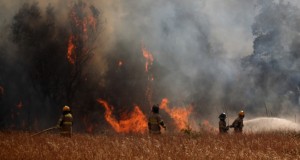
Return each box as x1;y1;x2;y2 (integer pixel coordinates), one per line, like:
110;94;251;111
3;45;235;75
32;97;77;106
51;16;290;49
148;104;166;134
230;110;245;133
57;105;73;137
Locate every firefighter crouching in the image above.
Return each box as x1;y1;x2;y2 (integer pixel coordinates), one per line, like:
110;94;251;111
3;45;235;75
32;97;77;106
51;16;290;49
57;105;73;137
230;110;245;133
218;113;229;134
148;105;166;134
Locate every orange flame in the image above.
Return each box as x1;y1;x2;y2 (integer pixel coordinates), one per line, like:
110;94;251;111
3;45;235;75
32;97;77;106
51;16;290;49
67;2;98;65
97;99;148;133
67;35;76;64
141;46;154;106
142;47;154;72
70;4;97;41
160;98;193;130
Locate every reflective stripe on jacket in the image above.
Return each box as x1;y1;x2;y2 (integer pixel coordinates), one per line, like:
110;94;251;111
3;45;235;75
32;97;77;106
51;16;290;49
63;113;73;126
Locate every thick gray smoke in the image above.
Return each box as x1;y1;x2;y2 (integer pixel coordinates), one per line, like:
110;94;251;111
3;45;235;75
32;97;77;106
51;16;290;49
241;0;300;118
97;0;255;116
1;0;300;131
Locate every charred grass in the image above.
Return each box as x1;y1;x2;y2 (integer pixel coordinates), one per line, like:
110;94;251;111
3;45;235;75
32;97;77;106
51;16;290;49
0;131;300;160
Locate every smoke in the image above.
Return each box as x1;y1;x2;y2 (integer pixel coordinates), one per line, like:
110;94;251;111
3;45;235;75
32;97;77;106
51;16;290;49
96;0;256;121
1;0;300;131
101;1;251;96
241;0;300;118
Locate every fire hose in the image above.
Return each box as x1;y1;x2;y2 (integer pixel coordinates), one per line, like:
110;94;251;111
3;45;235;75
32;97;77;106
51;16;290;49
31;126;58;137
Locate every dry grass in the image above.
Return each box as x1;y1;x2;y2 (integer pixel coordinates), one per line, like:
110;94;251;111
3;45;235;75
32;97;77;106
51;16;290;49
1;131;300;160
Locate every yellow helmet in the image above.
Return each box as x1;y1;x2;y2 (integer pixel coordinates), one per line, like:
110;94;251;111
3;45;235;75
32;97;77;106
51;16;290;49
63;105;70;111
238;110;245;117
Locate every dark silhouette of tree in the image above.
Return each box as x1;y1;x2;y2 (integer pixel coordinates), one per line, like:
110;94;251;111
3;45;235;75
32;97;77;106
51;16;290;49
7;1;102;130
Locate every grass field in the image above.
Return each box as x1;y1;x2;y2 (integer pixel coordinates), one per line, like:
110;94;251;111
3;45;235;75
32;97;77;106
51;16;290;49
1;131;300;160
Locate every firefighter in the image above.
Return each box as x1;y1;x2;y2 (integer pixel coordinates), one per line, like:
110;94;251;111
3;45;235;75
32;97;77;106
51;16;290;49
230;110;245;133
218;113;229;134
148;104;166;134
57;105;73;137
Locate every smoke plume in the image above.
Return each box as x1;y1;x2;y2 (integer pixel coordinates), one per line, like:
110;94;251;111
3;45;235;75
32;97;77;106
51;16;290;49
1;0;300;132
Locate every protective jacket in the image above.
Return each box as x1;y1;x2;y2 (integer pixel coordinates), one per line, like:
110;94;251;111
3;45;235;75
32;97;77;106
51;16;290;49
57;112;73;137
219;120;229;133
148;113;166;134
230;117;243;133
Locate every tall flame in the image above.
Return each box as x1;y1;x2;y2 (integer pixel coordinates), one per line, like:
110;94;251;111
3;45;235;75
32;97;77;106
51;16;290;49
160;98;193;130
142;47;154;73
69;4;97;42
66;2;98;65
67;35;76;64
142;46;154;106
97;99;148;133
